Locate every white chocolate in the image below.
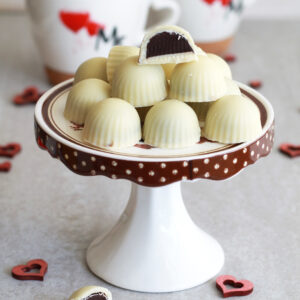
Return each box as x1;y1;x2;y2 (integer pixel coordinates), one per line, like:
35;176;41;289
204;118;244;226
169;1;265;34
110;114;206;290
162;63;176;80
143;99;200;149
83;98;141;148
169;55;228;102
74;57;107;83
225;79;241;96
188;102;212;123
68;286;112;300
204;95;263;143
111;56;167;107
106;45;139;83
64;79;111;125
207;53;232;79
139;25;204;65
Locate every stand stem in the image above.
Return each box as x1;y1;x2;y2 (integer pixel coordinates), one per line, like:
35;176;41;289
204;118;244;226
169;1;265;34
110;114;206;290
87;182;224;293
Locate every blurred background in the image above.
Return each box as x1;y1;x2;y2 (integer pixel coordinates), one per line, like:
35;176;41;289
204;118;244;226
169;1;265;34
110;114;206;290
0;1;299;299
1;0;300;19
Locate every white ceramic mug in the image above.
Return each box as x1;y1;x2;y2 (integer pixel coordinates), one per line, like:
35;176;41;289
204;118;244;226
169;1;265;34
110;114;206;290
26;0;180;84
175;0;255;54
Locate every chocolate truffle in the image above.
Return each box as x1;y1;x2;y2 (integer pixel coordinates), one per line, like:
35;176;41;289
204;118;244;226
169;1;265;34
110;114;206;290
111;56;167;108
188;79;240;123
64;79;111;125
225;78;241;96
82;98;141;148
207;53;232;79
169;55;227;102
106;45;139;83
162;63;176;81
139;25;203;65
74;57;107;84
68;286;112;300
143;100;200;149
204;95;263;143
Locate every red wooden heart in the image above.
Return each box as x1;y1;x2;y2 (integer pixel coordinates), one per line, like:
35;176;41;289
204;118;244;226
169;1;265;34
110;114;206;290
11;259;48;281
0;143;21;158
216;275;254;298
0;161;11;172
59;11;90;33
279;143;300;158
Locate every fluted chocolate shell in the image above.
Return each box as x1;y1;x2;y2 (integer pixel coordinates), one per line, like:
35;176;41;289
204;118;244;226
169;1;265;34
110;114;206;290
204;95;263;143
64;79;111;125
169;55;227;102
68;286;112;300
74;57;107;83
82;98;141;148
111;56;167;108
143;99;200;149
207;53;232;79
106;45;139;83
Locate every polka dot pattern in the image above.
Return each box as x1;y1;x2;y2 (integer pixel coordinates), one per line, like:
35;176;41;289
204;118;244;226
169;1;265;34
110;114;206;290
35;119;274;187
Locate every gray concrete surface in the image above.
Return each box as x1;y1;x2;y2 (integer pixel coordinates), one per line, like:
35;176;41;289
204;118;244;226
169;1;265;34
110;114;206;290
0;14;299;300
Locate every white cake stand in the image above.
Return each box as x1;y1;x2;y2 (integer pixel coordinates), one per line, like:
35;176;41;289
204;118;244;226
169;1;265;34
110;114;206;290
34;79;274;293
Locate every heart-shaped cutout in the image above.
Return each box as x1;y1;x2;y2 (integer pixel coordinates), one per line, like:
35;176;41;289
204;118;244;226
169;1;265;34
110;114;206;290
0;143;21;158
216;275;254;298
59;11;90;33
280;143;300;158
11;259;48;281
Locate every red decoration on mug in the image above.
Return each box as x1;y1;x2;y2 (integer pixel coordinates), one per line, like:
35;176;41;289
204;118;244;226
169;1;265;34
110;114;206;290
203;0;231;6
59;11;105;37
59;11;90;33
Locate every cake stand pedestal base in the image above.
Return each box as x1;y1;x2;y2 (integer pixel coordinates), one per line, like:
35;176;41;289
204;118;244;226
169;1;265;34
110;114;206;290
86;182;224;293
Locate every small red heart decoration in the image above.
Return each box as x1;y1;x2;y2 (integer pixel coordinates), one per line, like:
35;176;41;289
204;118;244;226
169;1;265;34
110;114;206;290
279;143;300;158
0;161;11;172
216;275;254;298
59;11;90;33
13;86;43;105
11;259;48;281
0;143;21;158
249;80;262;89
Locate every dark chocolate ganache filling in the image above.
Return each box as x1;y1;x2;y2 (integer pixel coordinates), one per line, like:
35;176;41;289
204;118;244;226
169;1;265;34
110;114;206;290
85;292;108;300
146;32;193;58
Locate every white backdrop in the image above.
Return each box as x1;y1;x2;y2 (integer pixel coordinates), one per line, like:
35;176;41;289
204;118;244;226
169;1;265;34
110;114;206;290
0;0;300;19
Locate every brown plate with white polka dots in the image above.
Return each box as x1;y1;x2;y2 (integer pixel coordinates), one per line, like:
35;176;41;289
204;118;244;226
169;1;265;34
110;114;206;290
34;79;274;187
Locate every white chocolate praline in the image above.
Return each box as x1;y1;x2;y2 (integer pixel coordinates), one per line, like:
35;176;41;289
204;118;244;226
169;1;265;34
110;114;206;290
204;95;263;143
207;53;232;79
83;98;141;149
189;80;240;123
162;63;176;80
64;79;111;125
74;57;107;84
68;286;112;300
225;78;241;96
139;25;204;65
188;102;212;123
189;80;240;122
106;45;139;83
169;55;227;102
143;99;201;149
111;56;168;108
